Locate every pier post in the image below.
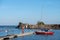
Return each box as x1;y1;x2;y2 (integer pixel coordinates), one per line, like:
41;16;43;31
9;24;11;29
3;37;9;40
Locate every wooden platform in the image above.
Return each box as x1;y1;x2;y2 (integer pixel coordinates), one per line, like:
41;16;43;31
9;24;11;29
0;32;34;40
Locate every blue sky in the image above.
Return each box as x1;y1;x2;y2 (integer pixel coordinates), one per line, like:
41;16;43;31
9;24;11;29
0;0;60;25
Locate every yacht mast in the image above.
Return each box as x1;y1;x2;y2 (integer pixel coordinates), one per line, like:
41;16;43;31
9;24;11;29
40;3;43;22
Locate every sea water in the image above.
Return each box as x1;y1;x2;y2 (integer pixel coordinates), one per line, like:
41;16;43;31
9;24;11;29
0;26;60;40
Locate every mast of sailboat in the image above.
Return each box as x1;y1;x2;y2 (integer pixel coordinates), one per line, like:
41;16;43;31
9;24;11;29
40;3;43;22
40;2;44;28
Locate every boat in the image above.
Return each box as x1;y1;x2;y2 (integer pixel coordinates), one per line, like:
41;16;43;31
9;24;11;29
35;30;54;35
35;31;54;35
35;2;54;35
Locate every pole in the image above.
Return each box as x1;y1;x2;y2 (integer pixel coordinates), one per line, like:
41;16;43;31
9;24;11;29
40;2;44;22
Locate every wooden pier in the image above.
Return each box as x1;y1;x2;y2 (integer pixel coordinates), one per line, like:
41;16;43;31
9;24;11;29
0;32;34;40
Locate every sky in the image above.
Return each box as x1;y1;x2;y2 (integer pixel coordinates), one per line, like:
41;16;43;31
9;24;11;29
0;0;60;25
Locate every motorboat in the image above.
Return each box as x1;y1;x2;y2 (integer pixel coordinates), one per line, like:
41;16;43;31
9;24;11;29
35;29;54;35
35;31;54;35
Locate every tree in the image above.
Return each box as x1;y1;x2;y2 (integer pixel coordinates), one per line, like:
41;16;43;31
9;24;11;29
17;22;22;28
37;21;45;28
37;21;45;25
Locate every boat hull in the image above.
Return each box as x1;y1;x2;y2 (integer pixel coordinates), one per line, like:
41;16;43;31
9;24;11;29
35;31;54;35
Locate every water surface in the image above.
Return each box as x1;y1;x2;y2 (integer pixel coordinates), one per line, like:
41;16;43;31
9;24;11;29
0;26;60;40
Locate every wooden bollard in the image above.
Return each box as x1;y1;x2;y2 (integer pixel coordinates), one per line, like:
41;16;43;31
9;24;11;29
13;35;18;38
3;37;10;40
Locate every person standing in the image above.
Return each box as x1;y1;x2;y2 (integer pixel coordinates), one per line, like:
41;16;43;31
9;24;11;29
22;24;24;33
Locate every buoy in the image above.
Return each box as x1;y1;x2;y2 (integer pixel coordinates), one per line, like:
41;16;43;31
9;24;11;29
5;30;8;32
